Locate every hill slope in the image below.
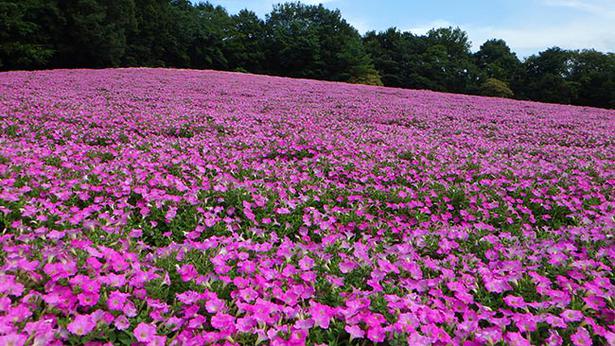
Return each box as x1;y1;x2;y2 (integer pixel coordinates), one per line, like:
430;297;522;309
0;68;613;345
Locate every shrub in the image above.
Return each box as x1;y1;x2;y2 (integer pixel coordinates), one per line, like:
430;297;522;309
480;78;514;98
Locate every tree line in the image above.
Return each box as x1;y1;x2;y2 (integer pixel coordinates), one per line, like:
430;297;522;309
1;0;613;108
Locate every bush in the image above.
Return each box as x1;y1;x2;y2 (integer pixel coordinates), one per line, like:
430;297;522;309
349;68;384;86
480;78;514;98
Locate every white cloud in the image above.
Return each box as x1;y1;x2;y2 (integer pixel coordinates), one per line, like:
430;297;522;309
400;0;615;56
470;20;615;56
543;0;615;16
404;9;614;57
300;0;338;4
344;16;371;34
407;19;455;36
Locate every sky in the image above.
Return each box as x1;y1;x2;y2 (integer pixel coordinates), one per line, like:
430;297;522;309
200;0;615;57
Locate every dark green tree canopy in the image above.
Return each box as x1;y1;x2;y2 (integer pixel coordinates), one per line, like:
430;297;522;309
474;39;520;83
264;2;380;83
227;10;266;73
0;0;59;69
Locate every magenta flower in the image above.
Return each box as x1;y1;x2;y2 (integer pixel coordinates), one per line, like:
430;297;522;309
367;326;386;343
0;333;27;346
571;327;592;346
561;309;584;322
134;323;157;343
309;303;334;329
114;316;130;330
205;297;225;314
545;331;563;346
211;312;236;333
345;324;365;339
484;277;512;293
503;295;526;309
506;332;531;346
178;264;198;282
77;292;99;307
107;291;128;310
67;314;96;336
298;256;315;270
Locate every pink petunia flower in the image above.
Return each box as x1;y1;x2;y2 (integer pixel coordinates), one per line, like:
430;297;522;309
561;309;584;322
67;314;96;336
0;333;27;346
345;324;365;339
114;316;130;331
310;303;334;329
506;332;531;346
367;326;386;343
134;323;157;343
298;256;315;270
107;291;128;311
570;327;592;346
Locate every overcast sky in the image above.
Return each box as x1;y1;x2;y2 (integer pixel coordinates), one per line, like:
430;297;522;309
201;0;615;57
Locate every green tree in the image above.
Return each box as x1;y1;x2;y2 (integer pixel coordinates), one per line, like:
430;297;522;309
516;47;577;104
0;0;59;69
127;0;194;67
363;28;419;87
474;39;520;84
364;26;480;93
568;49;615;108
186;2;232;69
55;0;135;67
226;9;266;73
423;27;480;93
264;2;379;84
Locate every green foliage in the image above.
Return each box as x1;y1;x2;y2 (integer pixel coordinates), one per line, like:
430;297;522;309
363;28;414;87
475;39;521;84
423;27;481;93
227;9;266;72
0;0;58;69
568;49;615;108
364;27;480;93
480;78;514;98
513;47;577;104
264;2;378;84
54;0;136;67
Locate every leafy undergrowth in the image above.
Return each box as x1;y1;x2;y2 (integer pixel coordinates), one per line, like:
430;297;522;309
0;68;613;345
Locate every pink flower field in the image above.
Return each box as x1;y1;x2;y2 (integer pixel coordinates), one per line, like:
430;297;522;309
0;68;613;345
